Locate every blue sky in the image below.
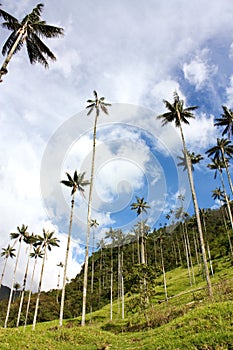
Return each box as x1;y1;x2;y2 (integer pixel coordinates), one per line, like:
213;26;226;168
0;0;233;290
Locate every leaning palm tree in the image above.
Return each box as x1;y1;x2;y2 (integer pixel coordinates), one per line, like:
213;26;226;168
0;3;64;81
206;138;233;195
0;244;16;288
157;91;212;297
130;196;150;264
81;91;111;326
59;170;89;327
4;224;29;328
32;229;59;330
214;106;233;140
16;233;37;327
24;246;43;329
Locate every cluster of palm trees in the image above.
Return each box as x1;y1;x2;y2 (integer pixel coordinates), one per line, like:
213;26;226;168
0;226;59;329
157;92;233;299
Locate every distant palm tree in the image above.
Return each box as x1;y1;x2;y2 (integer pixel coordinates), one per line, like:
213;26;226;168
214;106;233;140
16;233;37;327
178;150;203;171
206;138;233;195
59;171;89;327
208;158;233;231
24;246;44;329
96;238;105;306
212;187;233;255
13;282;21;302
0;244;16;288
130;197;150;264
4;224;29;328
32;229;59;330
105;228;116;321
157;91;212;298
0;3;64;81
82;91;111;326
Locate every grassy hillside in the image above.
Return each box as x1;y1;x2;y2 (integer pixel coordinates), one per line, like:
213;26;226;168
1;257;233;350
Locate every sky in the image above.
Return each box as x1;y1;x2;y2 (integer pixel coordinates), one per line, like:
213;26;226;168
1;0;233;292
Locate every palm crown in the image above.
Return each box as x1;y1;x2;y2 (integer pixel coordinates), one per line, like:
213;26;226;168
61;171;90;196
0;3;64;69
157;91;198;127
130;196;150;216
214;106;233;139
86;90;111;117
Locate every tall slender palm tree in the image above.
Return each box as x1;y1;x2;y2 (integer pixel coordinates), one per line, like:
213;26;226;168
214;106;233;140
4;224;29;328
212;187;233;255
81;91;111;326
0;245;16;288
157;91;212;297
32;229;59;330
16;233;37;327
206;138;233;195
59;171;89;327
89;219;99;322
105;228;116;321
0;3;64;81
96;238;105;305
24;246;43;329
208;158;233;232
130;197;150;265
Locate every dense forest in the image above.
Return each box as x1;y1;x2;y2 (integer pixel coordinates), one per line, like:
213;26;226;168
0;202;232;328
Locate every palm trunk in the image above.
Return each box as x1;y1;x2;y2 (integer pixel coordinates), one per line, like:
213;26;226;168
177;115;212;298
221;148;233;196
32;253;46;330
16;244;32;327
24;258;38;330
59;195;75;327
121;251;124;320
4;239;22;328
140;219;145;264
90;233;95;322
0;258;8;288
160;240;168;301
0;27;25;81
110;244;113;321
82;112;98;326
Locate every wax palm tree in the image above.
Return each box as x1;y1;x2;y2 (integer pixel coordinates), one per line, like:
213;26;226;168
0;244;16;288
16;233;37;327
199;209;214;276
0;3;64;81
130;197;150;265
59;171;89;327
105;228;116;321
24;246;43;329
212;187;233;255
96;238;105;305
214;106;233;140
178;150;203;171
208;158;233;232
13;282;20;302
81;90;111;326
90;219;99;322
206;138;233;195
32;229;59;330
157;91;212;297
4;224;29;328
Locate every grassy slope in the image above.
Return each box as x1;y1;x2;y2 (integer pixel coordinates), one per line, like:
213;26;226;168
1;257;233;350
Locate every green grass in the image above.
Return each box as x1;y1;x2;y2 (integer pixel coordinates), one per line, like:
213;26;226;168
1;257;233;350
